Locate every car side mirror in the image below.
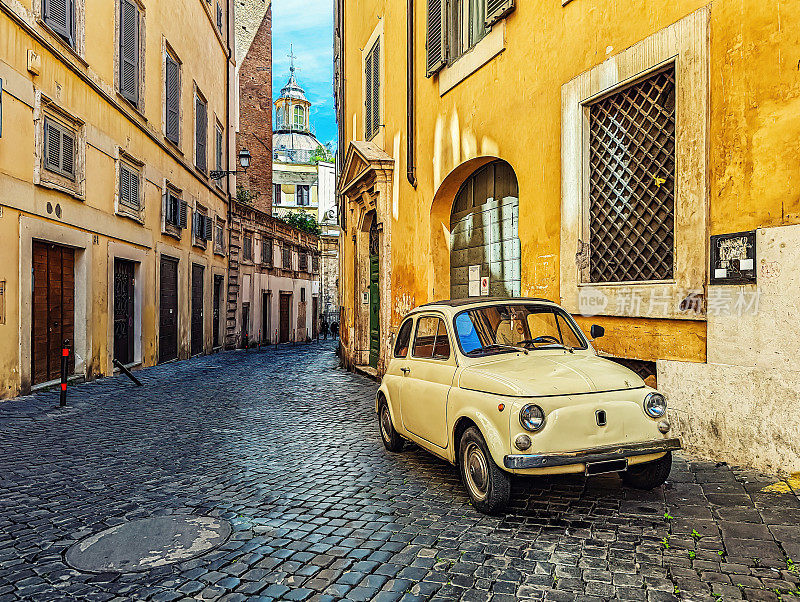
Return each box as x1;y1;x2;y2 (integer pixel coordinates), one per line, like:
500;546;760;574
590;324;605;339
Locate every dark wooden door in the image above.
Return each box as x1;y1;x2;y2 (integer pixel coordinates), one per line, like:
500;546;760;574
279;293;290;343
159;256;178;363
311;296;318;339
242;303;250;346
113;259;135;365
212;275;222;348
191;264;204;356
369;256;380;368
32;241;75;384
262;292;270;342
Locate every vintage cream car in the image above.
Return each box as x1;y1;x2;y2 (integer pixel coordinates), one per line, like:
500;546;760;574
377;298;681;514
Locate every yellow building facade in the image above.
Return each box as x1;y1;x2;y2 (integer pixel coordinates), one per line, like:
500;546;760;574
335;0;800;472
0;0;236;398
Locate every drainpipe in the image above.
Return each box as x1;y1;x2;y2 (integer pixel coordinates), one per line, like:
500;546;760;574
406;0;417;188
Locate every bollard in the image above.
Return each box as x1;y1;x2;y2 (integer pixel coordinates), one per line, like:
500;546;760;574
60;339;70;406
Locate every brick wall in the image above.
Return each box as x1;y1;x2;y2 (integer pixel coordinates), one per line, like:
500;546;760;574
236;4;272;215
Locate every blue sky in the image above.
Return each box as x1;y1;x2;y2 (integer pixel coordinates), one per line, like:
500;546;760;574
272;0;337;147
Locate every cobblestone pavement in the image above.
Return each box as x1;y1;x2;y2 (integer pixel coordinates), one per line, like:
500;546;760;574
0;341;799;602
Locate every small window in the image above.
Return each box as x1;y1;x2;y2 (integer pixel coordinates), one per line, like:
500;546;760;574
301;288;306;302
243;234;252;261
165;52;181;144
119;160;141;212
215;124;223;188
214;219;225;253
299;251;308;271
394;319;413;358
44;117;76;180
293;105;305;129
119;0;141;105
262;238;273;265
412;316;450;360
273;183;282;205
42;0;75;47
364;39;380;140
282;245;291;268
312;254;319;273
165;191;187;229
195;93;208;173
193;206;212;245
297;185;310;206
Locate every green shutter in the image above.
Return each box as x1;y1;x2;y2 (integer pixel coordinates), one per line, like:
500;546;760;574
485;0;515;27
119;0;139;105
426;0;446;77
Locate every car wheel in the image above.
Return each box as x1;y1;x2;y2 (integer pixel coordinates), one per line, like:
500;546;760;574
622;451;672;489
378;399;405;452
458;426;511;514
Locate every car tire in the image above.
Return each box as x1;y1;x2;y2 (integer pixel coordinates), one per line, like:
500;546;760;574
622;451;672;490
378;399;405;453
458;426;511;514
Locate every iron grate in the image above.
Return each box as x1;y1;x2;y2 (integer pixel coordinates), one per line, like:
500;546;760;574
588;66;676;283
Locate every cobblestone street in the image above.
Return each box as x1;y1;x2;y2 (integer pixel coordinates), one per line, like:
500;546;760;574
0;342;798;602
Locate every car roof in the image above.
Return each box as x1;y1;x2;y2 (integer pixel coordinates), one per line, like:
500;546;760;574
408;297;558;316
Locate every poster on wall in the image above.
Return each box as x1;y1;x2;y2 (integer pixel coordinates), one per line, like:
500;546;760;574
468;265;480;297
710;230;757;285
480;277;489;296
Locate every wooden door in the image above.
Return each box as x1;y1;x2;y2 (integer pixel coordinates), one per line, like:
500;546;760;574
113;259;135;365
32;241;75;384
279;293;291;343
369;256;380;368
212;275;222;348
191;263;204;356
242;302;250;346
312;296;318;339
159;256;179;363
262;292;271;343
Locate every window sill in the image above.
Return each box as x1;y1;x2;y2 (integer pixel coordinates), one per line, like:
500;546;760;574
164;137;184;155
116;93;146;121
36;18;87;67
36;178;84;202
116;208;145;225
439;20;506;97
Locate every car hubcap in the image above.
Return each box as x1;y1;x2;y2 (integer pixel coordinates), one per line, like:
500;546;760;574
380;407;392;442
464;442;489;501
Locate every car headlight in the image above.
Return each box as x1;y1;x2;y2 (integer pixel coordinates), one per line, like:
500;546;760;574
519;404;546;432
644;392;667;418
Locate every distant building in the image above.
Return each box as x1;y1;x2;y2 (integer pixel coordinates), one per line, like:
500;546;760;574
272;62;341;329
231;3;321;345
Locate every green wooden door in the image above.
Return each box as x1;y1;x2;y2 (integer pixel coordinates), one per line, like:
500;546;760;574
369;255;380;368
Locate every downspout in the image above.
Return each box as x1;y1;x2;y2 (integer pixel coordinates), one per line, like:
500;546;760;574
406;0;417;188
225;0;234;347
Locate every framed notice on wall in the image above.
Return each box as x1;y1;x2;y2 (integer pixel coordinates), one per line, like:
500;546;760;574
710;230;757;285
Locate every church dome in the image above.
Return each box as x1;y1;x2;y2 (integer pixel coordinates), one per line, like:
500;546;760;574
273;57;323;164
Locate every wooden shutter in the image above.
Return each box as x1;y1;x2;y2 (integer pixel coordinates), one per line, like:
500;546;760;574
43;0;74;45
119;163;140;210
165;55;180;144
44;120;62;173
178;199;188;229
196;96;207;172
61;129;75;177
215;127;223;171
426;0;446;77
119;0;139;105
364;47;373;139
370;41;380;138
485;0;515;27
216;2;223;29
204;215;213;240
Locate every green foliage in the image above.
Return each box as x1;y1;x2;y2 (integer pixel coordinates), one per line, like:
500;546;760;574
664;512;673;520
236;187;256;205
691;529;703;541
310;143;335;164
275;211;321;235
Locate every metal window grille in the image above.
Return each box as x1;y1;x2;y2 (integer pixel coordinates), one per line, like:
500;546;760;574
214;221;224;253
282;246;291;269
312;255;319;273
299;252;308;272
262;238;273;265
243;235;252;261
588;65;676;283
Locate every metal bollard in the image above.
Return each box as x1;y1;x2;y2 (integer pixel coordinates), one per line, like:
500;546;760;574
60;339;70;406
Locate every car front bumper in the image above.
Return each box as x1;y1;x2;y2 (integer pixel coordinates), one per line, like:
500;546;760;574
503;437;682;470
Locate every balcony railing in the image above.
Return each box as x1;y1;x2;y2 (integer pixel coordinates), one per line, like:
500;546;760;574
273;148;316;164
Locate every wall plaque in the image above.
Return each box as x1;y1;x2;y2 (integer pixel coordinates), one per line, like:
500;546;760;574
710;230;757;285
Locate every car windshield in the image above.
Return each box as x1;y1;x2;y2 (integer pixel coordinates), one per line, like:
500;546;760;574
454;304;587;356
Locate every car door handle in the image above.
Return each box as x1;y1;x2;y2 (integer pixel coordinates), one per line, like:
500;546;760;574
401;367;411;375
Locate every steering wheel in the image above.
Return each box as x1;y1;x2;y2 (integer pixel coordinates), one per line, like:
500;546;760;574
530;335;561;345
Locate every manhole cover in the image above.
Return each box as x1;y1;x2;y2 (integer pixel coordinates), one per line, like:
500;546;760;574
65;515;231;573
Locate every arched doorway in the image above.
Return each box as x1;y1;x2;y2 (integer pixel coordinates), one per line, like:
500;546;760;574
450;160;520;299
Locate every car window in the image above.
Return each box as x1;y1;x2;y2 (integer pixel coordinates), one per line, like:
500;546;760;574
412;316;450;360
394;319;413;357
454;304;587;356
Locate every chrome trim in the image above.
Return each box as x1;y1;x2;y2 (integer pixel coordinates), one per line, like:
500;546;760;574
503;437;682;470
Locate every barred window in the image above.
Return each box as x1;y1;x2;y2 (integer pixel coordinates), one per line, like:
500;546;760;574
282;245;292;269
262;238;273;266
588;65;675;283
243;234;252;261
312;254;319;273
214;219;225;254
299;251;308;272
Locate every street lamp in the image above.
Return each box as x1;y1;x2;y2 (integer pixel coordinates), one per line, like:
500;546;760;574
210;147;251;180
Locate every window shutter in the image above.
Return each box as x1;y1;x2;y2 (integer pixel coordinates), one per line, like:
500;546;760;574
129;167;139;209
371;41;380;139
165;55;180;144
216;3;223;29
204;215;213;240
178;199;188;229
44;120;61;172
61;129;75;177
196;97;207;172
485;0;515;27
216;128;223;171
119;0;139;105
364;48;373;139
43;0;73;45
426;0;446;77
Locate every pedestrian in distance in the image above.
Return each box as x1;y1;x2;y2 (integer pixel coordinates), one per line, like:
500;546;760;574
321;319;329;340
330;322;338;338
